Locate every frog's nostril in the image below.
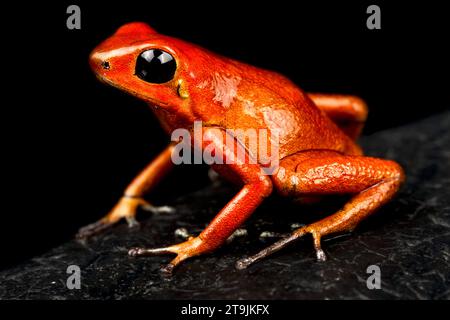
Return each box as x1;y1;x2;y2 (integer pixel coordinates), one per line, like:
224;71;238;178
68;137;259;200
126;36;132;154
101;61;110;70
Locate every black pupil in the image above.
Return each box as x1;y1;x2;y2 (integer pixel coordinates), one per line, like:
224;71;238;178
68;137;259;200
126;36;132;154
135;49;176;84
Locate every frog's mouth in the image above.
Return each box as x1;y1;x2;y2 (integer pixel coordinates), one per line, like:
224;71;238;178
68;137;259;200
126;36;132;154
94;73;171;109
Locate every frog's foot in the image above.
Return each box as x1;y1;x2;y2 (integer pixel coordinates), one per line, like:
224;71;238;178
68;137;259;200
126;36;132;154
235;224;327;270
128;236;209;275
76;196;174;239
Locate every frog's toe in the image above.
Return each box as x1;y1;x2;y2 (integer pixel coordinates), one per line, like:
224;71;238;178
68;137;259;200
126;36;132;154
76;218;114;239
160;262;176;275
128;246;174;257
128;245;183;276
128;236;208;274
235;227;321;269
236;224;330;269
140;204;175;214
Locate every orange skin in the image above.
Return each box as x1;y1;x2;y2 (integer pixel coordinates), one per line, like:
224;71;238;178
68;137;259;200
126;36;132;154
79;22;405;273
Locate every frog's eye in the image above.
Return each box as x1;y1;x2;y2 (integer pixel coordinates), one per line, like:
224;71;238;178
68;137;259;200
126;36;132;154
135;49;177;84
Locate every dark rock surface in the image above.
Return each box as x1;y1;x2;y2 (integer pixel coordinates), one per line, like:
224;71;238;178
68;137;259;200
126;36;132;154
1;112;449;300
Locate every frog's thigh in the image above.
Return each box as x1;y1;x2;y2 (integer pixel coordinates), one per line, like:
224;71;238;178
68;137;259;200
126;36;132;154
273;150;404;232
274;150;403;197
272;150;405;232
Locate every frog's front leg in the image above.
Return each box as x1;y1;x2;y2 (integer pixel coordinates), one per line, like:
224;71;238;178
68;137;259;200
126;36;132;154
236;150;404;269
128;127;272;274
76;144;176;238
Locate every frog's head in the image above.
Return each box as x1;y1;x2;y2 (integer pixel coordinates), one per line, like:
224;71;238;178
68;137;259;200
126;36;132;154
90;22;204;122
91;22;247;126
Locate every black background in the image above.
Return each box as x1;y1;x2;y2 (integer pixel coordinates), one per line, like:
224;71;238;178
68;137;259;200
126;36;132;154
2;1;448;270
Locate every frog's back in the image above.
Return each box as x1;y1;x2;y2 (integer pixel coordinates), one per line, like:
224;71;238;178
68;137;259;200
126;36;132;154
213;60;361;159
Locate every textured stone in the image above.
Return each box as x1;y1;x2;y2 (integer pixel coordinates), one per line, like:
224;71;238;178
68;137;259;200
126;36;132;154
1;112;449;299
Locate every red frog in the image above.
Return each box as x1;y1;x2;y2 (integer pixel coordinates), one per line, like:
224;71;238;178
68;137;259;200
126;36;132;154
79;22;405;273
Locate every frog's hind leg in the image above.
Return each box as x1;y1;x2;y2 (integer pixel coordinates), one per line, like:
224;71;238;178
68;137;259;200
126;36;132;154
307;93;368;140
236;150;404;269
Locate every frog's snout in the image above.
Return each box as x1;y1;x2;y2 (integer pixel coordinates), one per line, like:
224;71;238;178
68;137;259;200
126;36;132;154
89;51;111;76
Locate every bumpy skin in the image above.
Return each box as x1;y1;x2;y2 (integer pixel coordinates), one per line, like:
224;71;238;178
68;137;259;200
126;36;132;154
80;22;405;273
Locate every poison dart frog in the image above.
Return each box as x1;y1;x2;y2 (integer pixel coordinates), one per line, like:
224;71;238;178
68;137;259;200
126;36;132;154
79;22;405;274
